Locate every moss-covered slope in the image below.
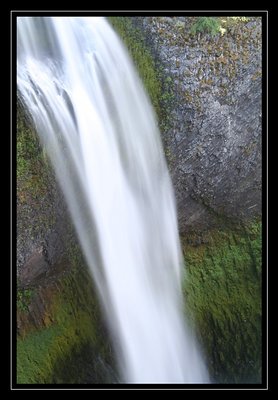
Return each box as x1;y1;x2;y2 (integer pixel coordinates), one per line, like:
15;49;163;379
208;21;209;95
16;108;116;384
17;253;116;384
182;222;262;383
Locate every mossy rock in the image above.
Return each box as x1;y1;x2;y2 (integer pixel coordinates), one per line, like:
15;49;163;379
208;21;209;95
17;104;51;202
182;221;262;383
17;257;116;383
108;17;162;120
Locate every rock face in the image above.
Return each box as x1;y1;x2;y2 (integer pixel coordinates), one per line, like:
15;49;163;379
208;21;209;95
16;109;116;383
16;108;72;287
16;18;262;384
132;17;262;233
182;222;262;383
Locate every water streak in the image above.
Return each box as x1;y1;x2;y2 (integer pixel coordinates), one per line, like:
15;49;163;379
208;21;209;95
17;16;209;383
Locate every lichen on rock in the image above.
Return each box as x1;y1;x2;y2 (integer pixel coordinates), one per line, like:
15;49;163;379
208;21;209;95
131;16;262;233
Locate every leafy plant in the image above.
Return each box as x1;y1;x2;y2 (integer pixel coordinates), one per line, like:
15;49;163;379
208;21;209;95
17;288;34;312
190;17;221;36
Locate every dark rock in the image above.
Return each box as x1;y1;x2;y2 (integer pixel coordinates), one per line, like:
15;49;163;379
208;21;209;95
132;16;262;232
20;247;48;287
16;113;73;285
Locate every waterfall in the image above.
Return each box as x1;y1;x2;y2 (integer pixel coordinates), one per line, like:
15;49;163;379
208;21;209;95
17;16;209;383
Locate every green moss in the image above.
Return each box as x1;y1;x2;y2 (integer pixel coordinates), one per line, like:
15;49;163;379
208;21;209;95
17;288;34;312
50;341;115;384
108;17;176;168
17;106;51;202
16;105;115;384
17;264;113;383
182;221;262;383
17;322;62;383
108;17;162;120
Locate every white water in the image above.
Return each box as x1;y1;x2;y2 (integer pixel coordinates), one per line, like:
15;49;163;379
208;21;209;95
17;17;209;383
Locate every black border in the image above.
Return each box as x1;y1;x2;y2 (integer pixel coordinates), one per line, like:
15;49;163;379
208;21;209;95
11;9;268;391
261;9;267;391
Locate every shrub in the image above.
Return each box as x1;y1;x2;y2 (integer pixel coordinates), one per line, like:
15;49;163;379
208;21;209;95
190;17;221;36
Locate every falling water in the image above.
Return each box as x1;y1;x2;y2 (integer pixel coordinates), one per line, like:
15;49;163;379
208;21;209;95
17;16;209;383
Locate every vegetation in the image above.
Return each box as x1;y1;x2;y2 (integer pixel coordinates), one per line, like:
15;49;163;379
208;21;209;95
109;17;162;119
109;17;175;167
17;261;114;383
17;105;51;203
17;288;34;312
182;221;262;383
16;104;115;384
16;19;261;384
190;17;221;36
190;16;251;37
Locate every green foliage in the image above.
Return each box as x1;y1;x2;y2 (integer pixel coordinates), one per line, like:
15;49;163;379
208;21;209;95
108;18;176;167
17;112;40;180
190;17;221;36
17;322;62;382
190;16;251;38
218;17;251;35
109;17;162;119
17;107;51;201
17;288;34;312
182;221;262;383
228;16;250;23
17;265;112;383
